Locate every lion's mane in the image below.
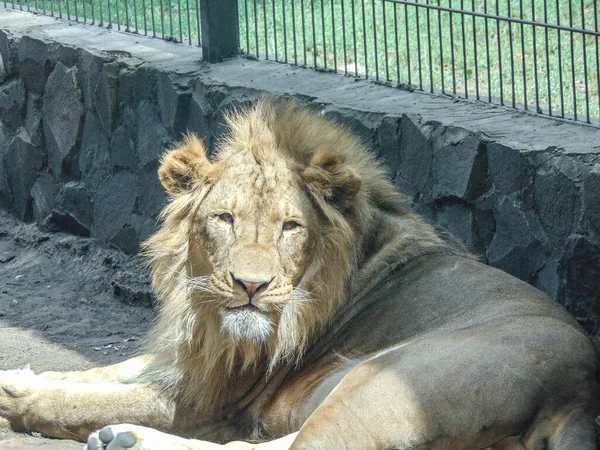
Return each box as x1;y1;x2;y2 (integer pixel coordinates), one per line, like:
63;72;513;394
140;98;449;409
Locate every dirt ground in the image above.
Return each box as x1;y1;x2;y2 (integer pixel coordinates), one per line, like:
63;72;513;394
0;210;156;449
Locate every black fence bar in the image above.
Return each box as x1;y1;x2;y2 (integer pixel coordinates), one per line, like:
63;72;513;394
200;0;238;61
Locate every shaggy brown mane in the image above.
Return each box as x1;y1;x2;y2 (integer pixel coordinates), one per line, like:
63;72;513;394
140;98;449;410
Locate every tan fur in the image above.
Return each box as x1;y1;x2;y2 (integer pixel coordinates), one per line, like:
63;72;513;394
0;98;597;450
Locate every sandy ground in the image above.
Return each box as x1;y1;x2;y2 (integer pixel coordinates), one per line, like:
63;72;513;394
0;211;156;449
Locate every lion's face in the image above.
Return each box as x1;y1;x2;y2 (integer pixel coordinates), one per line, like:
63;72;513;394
189;151;319;342
153;102;366;352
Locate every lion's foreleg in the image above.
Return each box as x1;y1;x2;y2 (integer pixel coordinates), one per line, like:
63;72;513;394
38;355;154;384
0;366;176;441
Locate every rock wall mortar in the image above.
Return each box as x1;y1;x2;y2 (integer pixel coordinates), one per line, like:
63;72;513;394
1;8;599;345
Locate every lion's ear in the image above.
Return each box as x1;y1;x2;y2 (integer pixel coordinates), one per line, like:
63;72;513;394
302;150;362;210
158;134;213;195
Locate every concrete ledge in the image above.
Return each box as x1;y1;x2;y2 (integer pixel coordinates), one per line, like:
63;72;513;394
1;7;599;346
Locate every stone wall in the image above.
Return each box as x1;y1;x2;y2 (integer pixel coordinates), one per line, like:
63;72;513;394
1;8;599;346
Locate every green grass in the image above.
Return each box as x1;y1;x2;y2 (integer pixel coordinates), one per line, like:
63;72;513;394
7;0;599;122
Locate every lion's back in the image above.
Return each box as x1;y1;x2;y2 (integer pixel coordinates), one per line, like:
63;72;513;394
326;254;585;358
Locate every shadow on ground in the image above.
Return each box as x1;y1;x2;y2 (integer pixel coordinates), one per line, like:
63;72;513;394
0;211;156;448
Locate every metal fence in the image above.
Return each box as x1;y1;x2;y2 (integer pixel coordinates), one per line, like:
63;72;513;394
2;0;203;45
3;0;600;126
239;0;600;126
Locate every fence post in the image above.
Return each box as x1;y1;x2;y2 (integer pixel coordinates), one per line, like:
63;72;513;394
199;0;239;62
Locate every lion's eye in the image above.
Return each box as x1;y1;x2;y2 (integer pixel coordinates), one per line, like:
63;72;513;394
282;220;300;231
217;213;234;225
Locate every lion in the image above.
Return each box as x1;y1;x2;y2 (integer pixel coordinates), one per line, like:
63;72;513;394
0;98;598;450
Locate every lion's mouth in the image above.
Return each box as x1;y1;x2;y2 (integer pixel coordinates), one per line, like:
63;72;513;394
225;303;259;311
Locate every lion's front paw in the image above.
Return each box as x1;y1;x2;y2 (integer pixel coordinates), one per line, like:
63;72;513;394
0;367;37;425
86;425;145;450
86;424;224;450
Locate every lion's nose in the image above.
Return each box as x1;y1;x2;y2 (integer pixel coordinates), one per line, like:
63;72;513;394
231;275;271;297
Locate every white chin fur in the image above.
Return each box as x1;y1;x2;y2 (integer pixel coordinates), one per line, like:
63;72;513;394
220;307;273;342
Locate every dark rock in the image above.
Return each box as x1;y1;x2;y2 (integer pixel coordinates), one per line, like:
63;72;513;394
51;43;78;71
79;112;111;190
24;92;43;147
321;106;382;145
487;143;530;195
535;258;560;300
395;114;433;203
6;128;45;221
158;72;192;136
431;125;471;150
436;203;474;251
111;125;138;170
92;171;138;243
374;116;401;177
533;164;582;245
583;164;600;234
0;30;18;82
130;213;158;243
136;100;169;167
51;182;92;236
42;62;84;179
78;49;106;110
186;85;215;146
0;78;25;131
487;195;548;282
118;65;157;105
31;172;57;226
109;225;140;255
433;135;485;201
559;234;600;326
0;54;5;84
0;123;12;209
112;271;155;307
472;206;495;258
203;83;230;110
18;36;52;93
94;63;119;135
0;251;16;263
137;160;166;218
